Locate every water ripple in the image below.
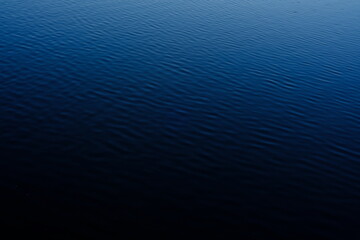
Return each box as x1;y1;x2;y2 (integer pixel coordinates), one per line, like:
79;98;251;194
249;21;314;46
1;0;360;238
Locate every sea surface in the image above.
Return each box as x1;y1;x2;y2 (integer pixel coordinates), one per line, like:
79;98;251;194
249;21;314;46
1;0;360;238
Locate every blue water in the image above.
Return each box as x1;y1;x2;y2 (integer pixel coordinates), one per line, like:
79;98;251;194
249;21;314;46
1;0;360;238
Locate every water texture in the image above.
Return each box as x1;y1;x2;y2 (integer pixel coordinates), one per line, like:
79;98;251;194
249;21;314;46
1;0;360;238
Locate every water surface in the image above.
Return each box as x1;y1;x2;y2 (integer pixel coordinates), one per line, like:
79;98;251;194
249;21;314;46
1;0;360;238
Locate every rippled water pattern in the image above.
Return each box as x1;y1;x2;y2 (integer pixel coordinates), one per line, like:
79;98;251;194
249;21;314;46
1;0;360;238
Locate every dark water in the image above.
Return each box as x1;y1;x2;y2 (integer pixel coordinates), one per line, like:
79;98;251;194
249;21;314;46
1;0;360;238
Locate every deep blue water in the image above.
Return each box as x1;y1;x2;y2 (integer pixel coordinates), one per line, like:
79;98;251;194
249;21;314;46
1;0;360;238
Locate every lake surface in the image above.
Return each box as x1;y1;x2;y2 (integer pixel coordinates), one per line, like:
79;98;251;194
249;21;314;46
1;0;360;238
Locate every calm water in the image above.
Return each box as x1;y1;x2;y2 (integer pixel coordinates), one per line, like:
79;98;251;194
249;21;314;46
1;0;360;238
